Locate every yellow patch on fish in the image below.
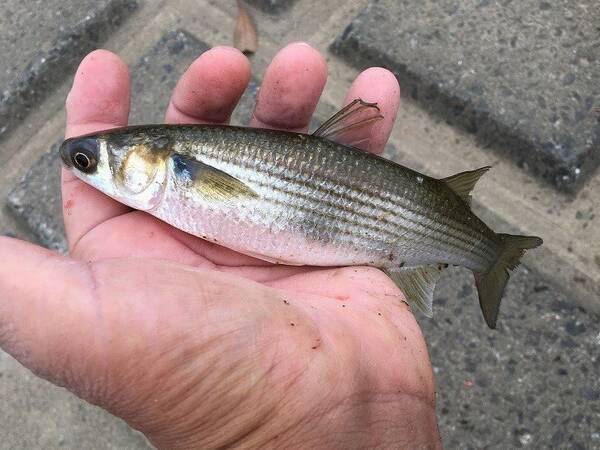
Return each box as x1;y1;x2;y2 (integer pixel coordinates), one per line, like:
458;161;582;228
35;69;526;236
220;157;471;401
116;144;168;194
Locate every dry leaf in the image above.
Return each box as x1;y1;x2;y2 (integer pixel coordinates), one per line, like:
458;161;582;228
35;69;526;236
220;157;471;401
234;0;258;54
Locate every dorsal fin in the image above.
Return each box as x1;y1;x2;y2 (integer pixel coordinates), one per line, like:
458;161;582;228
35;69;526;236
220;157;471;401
442;166;491;206
312;98;383;141
383;264;447;317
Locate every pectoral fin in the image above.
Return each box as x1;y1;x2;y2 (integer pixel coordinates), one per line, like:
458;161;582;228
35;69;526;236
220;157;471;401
171;153;258;201
384;264;447;317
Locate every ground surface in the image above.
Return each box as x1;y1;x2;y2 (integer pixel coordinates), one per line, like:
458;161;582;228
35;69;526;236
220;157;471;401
0;0;598;448
332;0;600;192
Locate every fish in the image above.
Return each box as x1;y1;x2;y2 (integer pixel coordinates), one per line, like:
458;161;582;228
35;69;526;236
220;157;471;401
59;99;542;328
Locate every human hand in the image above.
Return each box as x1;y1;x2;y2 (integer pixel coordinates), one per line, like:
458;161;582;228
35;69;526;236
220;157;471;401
0;43;439;449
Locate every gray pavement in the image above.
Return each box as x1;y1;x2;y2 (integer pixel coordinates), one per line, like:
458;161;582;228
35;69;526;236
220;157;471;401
7;145;64;251
0;0;138;141
246;0;297;14
332;0;600;193
1;0;599;448
422;267;600;449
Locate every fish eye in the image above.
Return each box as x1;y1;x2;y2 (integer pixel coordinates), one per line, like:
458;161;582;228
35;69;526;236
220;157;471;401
60;137;100;173
74;152;92;169
69;142;98;173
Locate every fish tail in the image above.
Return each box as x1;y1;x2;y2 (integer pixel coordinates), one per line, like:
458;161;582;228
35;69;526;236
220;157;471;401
474;233;543;329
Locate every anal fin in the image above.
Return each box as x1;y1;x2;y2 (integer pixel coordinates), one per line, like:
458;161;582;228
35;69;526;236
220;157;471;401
383;264;447;317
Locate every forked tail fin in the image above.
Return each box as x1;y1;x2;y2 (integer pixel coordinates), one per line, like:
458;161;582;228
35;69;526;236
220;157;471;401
474;233;543;329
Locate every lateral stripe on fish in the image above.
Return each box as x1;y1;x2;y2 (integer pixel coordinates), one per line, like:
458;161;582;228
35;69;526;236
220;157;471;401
198;155;497;262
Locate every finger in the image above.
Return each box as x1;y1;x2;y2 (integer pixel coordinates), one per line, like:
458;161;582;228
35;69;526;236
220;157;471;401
250;42;327;132
165;46;251;124
65;50;131;138
339;68;400;154
0;237;100;393
63;50;131;251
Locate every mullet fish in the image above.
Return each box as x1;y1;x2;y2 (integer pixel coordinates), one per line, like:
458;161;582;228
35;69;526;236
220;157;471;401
60;100;542;328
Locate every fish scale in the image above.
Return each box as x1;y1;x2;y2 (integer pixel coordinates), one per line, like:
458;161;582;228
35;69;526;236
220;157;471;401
184;126;497;266
215;131;496;259
59;107;543;328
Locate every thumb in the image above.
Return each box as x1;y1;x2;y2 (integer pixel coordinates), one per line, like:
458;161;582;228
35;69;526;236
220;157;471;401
0;236;102;394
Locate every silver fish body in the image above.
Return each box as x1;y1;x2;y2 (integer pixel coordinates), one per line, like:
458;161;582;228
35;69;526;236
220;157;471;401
157;126;497;269
60;123;542;328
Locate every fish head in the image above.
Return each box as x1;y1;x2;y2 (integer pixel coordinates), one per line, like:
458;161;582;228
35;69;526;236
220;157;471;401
60;128;170;211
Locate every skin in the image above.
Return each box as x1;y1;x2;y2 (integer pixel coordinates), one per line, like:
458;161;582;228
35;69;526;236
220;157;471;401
0;43;440;449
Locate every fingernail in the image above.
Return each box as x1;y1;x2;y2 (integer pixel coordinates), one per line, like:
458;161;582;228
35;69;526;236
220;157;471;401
287;41;313;48
210;45;246;55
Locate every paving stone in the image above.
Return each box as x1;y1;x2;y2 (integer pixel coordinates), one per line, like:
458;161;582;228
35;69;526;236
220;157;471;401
6;145;65;252
245;0;297;14
331;0;600;192
128;30;209;125
421;266;600;448
0;0;138;141
6;29;261;253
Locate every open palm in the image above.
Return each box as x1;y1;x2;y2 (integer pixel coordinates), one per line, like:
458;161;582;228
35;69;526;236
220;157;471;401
0;44;439;448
